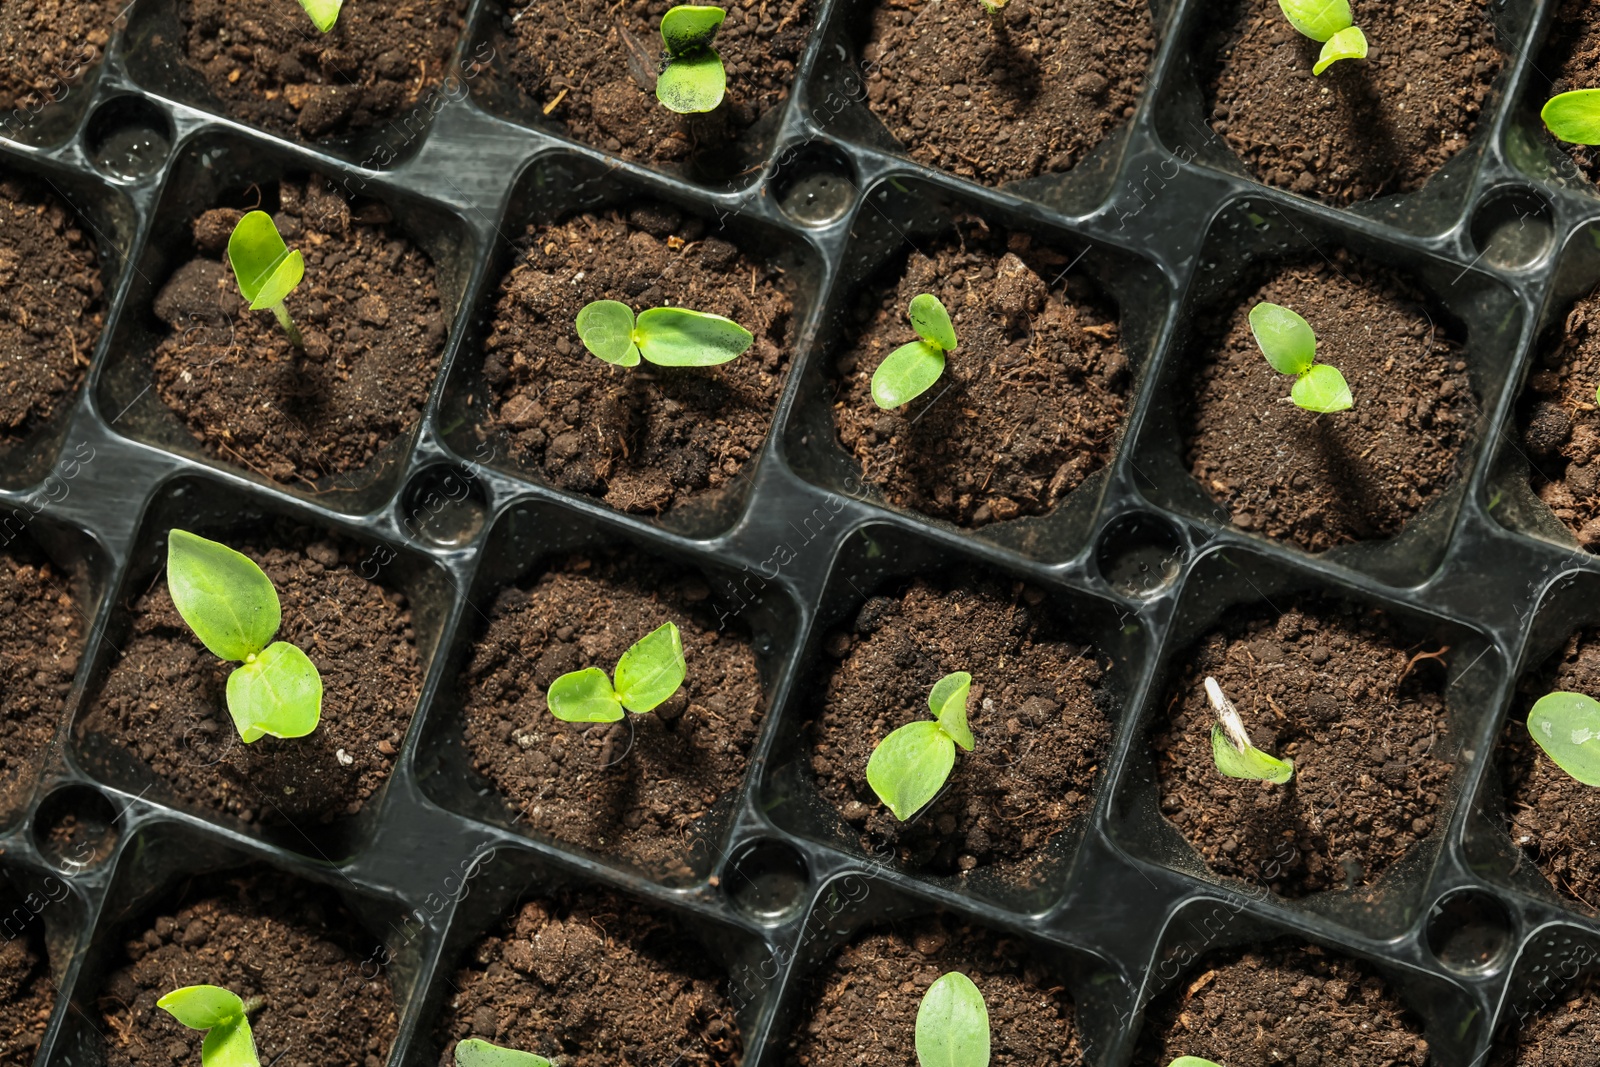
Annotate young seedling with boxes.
[977,0,1009,31]
[1278,0,1368,76]
[1205,677,1293,785]
[227,211,306,348]
[866,672,974,820]
[455,1038,552,1067]
[1168,1060,1225,1067]
[546,622,686,723]
[916,972,990,1067]
[1526,691,1600,786]
[296,0,342,32]
[1544,90,1600,145]
[157,985,262,1067]
[167,529,323,744]
[871,293,958,410]
[574,301,753,368]
[1248,301,1353,414]
[656,5,729,114]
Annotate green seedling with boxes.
[1278,0,1368,76]
[297,0,342,32]
[158,985,262,1067]
[1527,691,1600,786]
[574,300,753,368]
[1544,90,1600,145]
[167,529,323,744]
[916,972,990,1067]
[866,672,974,820]
[871,293,958,410]
[1169,1059,1225,1067]
[1205,676,1293,785]
[657,5,728,113]
[227,210,306,348]
[1248,301,1353,414]
[455,1038,552,1067]
[547,622,686,723]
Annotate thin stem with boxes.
[979,0,1008,34]
[240,996,263,1015]
[270,301,305,349]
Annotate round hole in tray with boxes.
[32,784,120,872]
[400,464,489,547]
[1469,186,1554,271]
[84,96,173,182]
[1095,512,1185,598]
[722,838,809,921]
[773,143,858,227]
[1425,888,1513,974]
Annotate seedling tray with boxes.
[8,0,1600,1063]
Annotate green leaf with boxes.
[915,972,990,1067]
[575,300,640,366]
[908,293,957,352]
[1290,364,1353,413]
[1168,1060,1225,1067]
[1543,89,1600,146]
[635,307,752,366]
[871,340,946,409]
[1313,25,1367,75]
[660,4,726,54]
[167,529,281,662]
[158,986,245,1030]
[613,621,687,713]
[1528,692,1600,787]
[455,1039,553,1067]
[226,641,322,743]
[547,667,624,723]
[227,211,305,312]
[656,49,727,114]
[1210,724,1294,785]
[1277,0,1352,41]
[297,0,343,32]
[867,720,956,821]
[929,671,973,752]
[201,1016,261,1067]
[1248,302,1316,376]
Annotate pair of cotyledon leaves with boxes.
[1277,0,1368,76]
[228,211,303,315]
[866,672,974,820]
[1248,302,1353,414]
[1205,677,1295,785]
[575,300,754,367]
[871,294,958,409]
[167,530,323,745]
[158,986,260,1067]
[297,0,342,32]
[546,621,687,723]
[657,5,730,114]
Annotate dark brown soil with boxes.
[0,903,55,1067]
[1137,943,1430,1067]
[480,204,795,515]
[177,0,465,141]
[787,918,1082,1067]
[458,553,764,881]
[1182,254,1472,552]
[502,0,810,169]
[0,176,104,441]
[833,219,1128,528]
[810,570,1111,876]
[434,891,740,1067]
[1201,0,1501,205]
[77,529,422,827]
[1491,971,1600,1066]
[0,546,84,823]
[97,876,397,1067]
[1154,601,1454,897]
[1502,625,1600,909]
[861,0,1153,185]
[1520,285,1600,547]
[0,0,118,123]
[149,176,445,489]
[1537,0,1600,187]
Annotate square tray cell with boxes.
[70,473,453,861]
[1503,0,1600,204]
[759,521,1148,915]
[91,130,477,515]
[1488,924,1600,1065]
[436,149,827,539]
[782,173,1171,564]
[0,856,93,1066]
[0,0,122,148]
[1127,194,1524,588]
[412,495,801,889]
[1107,542,1504,939]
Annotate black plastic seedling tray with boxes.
[12,0,1600,1063]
